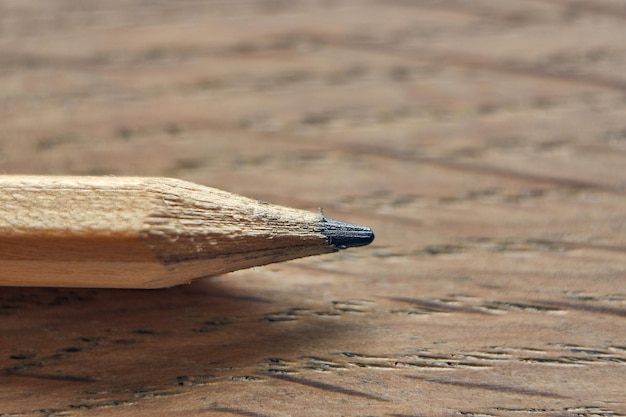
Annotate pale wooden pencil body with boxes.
[0,176,337,288]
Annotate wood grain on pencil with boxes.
[0,176,374,288]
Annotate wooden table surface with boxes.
[1,1,625,416]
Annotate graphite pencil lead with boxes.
[319,218,375,250]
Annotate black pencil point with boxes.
[319,218,375,250]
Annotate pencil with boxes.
[0,176,374,288]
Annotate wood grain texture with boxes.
[0,0,625,416]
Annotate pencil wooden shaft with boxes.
[0,176,337,288]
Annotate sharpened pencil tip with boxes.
[319,218,375,249]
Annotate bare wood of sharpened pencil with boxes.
[0,176,374,288]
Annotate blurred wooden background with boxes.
[1,1,625,416]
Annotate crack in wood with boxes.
[405,374,567,399]
[264,372,388,402]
